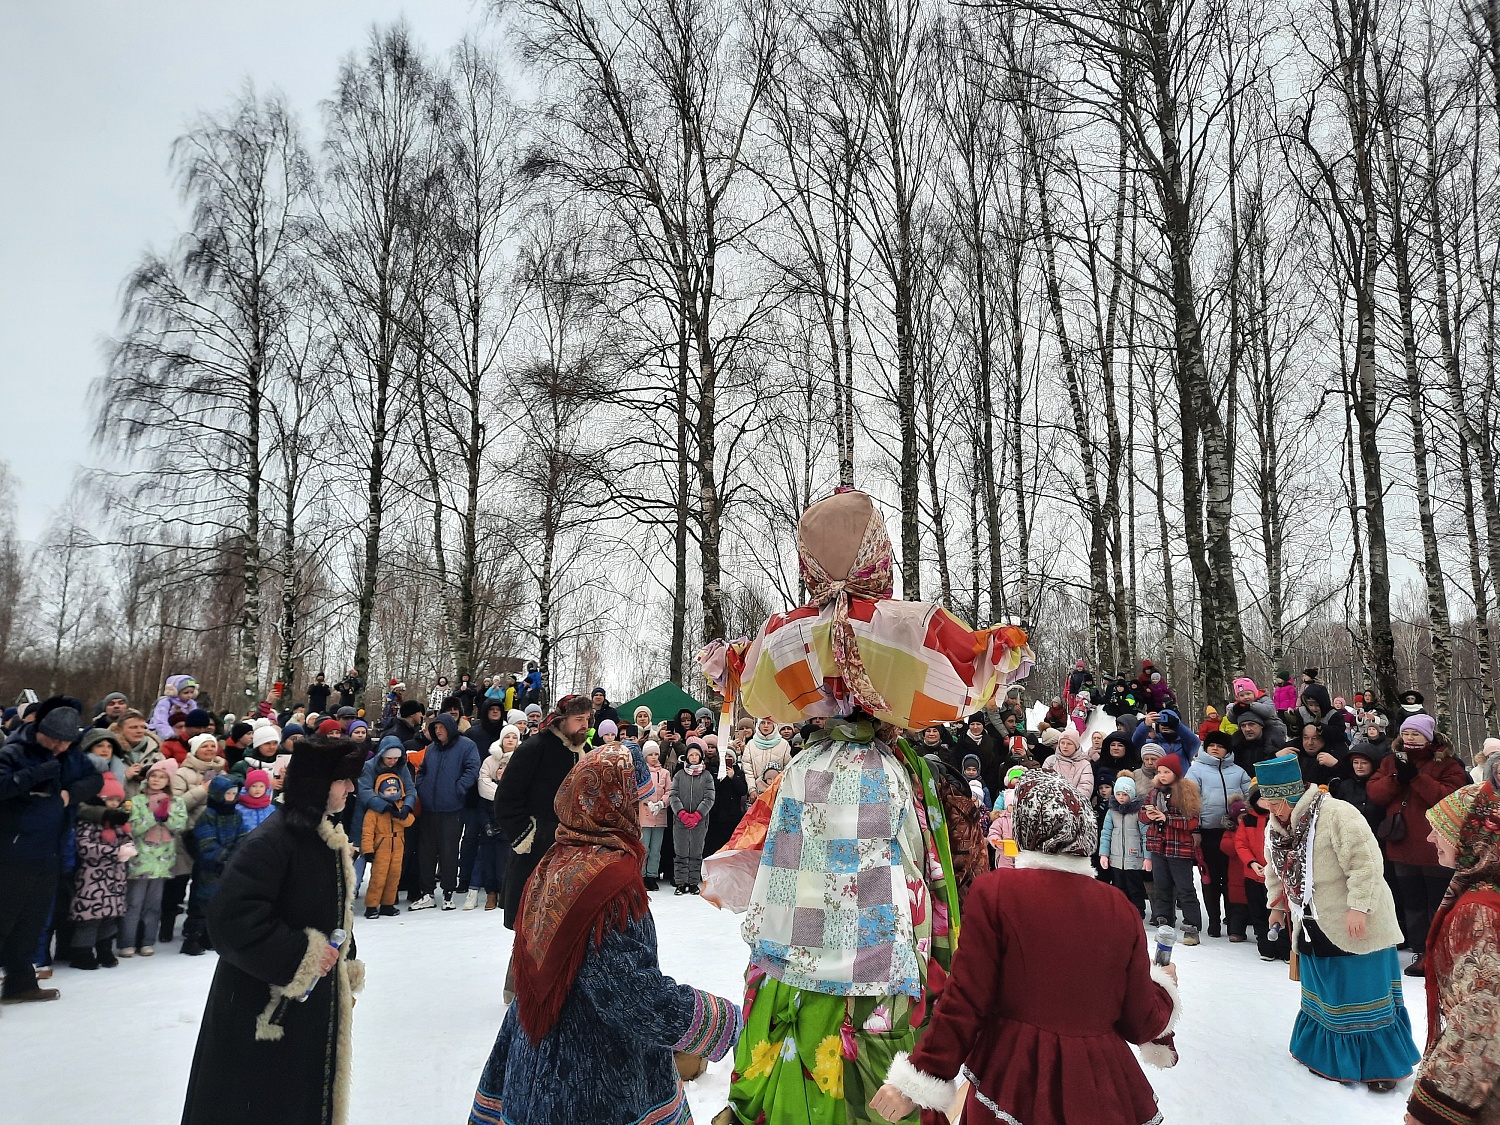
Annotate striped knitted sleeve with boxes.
[671,988,742,1061]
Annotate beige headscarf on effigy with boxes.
[795,489,894,715]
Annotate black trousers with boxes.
[1149,854,1203,930]
[1392,862,1452,955]
[1197,828,1230,929]
[1103,867,1147,917]
[159,873,189,940]
[1244,880,1290,960]
[0,861,58,997]
[418,811,463,897]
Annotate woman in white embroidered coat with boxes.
[871,770,1181,1125]
[1255,752,1418,1093]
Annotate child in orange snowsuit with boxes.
[361,772,416,917]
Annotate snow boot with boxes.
[0,988,61,1004]
[1180,928,1200,947]
[96,940,119,969]
[484,891,498,911]
[69,947,99,971]
[379,904,400,917]
[463,889,479,911]
[408,895,436,912]
[180,940,207,957]
[365,906,381,920]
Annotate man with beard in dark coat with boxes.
[1228,699,1285,775]
[182,737,366,1125]
[494,694,593,929]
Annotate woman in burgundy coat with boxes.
[870,770,1181,1125]
[1366,714,1470,976]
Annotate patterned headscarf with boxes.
[514,747,648,1043]
[1422,781,1500,1052]
[796,497,894,714]
[1012,769,1098,857]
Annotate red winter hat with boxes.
[316,718,343,737]
[99,773,126,801]
[1156,753,1185,780]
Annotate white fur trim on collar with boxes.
[885,1051,958,1112]
[1014,850,1095,876]
[1149,963,1183,1038]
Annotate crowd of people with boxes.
[2,650,1498,1125]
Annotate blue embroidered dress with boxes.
[471,914,740,1125]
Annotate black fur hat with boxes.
[280,737,365,813]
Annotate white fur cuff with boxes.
[346,957,366,994]
[885,1052,958,1112]
[1014,851,1096,876]
[1149,963,1183,1038]
[511,817,537,855]
[255,927,328,1042]
[1140,1038,1178,1069]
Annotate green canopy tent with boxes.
[617,681,708,725]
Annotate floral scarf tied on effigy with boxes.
[796,497,894,715]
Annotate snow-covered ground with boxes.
[7,886,1425,1124]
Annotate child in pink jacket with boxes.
[987,766,1026,867]
[637,742,672,889]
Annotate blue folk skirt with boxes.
[1289,945,1420,1083]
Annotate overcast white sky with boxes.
[0,0,484,539]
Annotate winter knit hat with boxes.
[147,757,178,781]
[1012,770,1098,857]
[961,753,981,772]
[1113,775,1137,800]
[315,718,343,738]
[99,773,126,802]
[1400,713,1437,742]
[1155,753,1185,780]
[1232,678,1259,697]
[252,719,281,749]
[525,704,543,716]
[1005,765,1027,787]
[1427,785,1480,848]
[37,705,82,743]
[643,739,660,758]
[346,719,368,736]
[507,709,527,725]
[184,708,213,728]
[240,768,273,809]
[597,719,618,737]
[1037,727,1062,748]
[188,733,220,757]
[1140,742,1165,763]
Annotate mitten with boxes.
[1140,1032,1179,1069]
[102,807,131,827]
[1394,756,1419,784]
[677,810,692,827]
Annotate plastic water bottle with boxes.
[1154,925,1177,967]
[298,928,347,1002]
[1266,921,1283,943]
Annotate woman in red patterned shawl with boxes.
[1407,781,1500,1125]
[469,744,741,1125]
